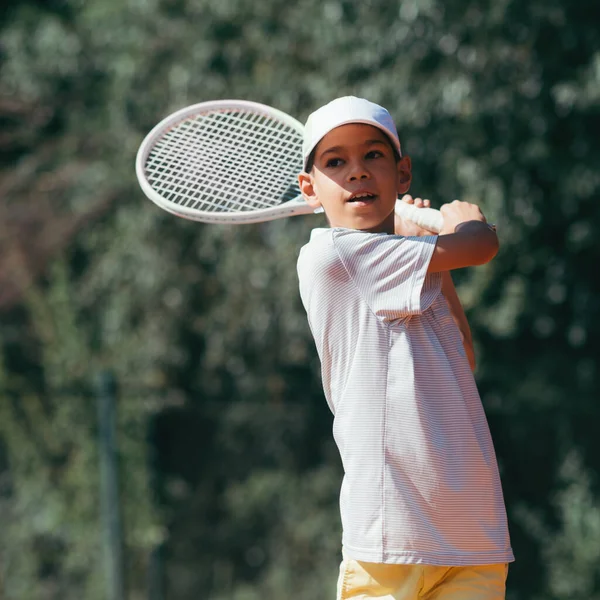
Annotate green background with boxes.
[1,0,599,598]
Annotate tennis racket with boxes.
[135,100,444,232]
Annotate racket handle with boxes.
[395,200,443,233]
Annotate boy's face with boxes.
[298,124,412,233]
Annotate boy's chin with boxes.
[355,208,396,234]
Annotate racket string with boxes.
[144,108,303,213]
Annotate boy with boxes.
[296,96,513,600]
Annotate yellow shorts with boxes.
[336,554,508,600]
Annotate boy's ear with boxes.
[396,155,412,195]
[298,172,321,209]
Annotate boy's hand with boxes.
[394,195,437,237]
[440,200,487,235]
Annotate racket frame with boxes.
[135,99,315,224]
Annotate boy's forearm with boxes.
[441,272,476,372]
[429,221,499,273]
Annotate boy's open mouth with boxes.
[348,192,377,203]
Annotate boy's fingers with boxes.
[402,195,432,209]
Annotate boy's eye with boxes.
[366,150,383,159]
[325,157,344,168]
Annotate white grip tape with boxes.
[394,201,443,233]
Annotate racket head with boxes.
[135,100,315,224]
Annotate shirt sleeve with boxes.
[332,229,442,322]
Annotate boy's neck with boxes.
[343,211,395,234]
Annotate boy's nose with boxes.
[348,162,370,181]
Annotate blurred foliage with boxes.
[0,0,599,598]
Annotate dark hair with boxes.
[304,134,401,173]
[305,149,317,173]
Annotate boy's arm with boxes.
[441,272,476,371]
[427,201,499,273]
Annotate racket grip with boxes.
[395,200,443,234]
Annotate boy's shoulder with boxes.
[298,227,438,294]
[298,227,364,267]
[297,228,337,274]
[297,228,367,304]
[297,227,399,287]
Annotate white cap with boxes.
[302,96,402,171]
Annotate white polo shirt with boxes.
[297,227,513,566]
